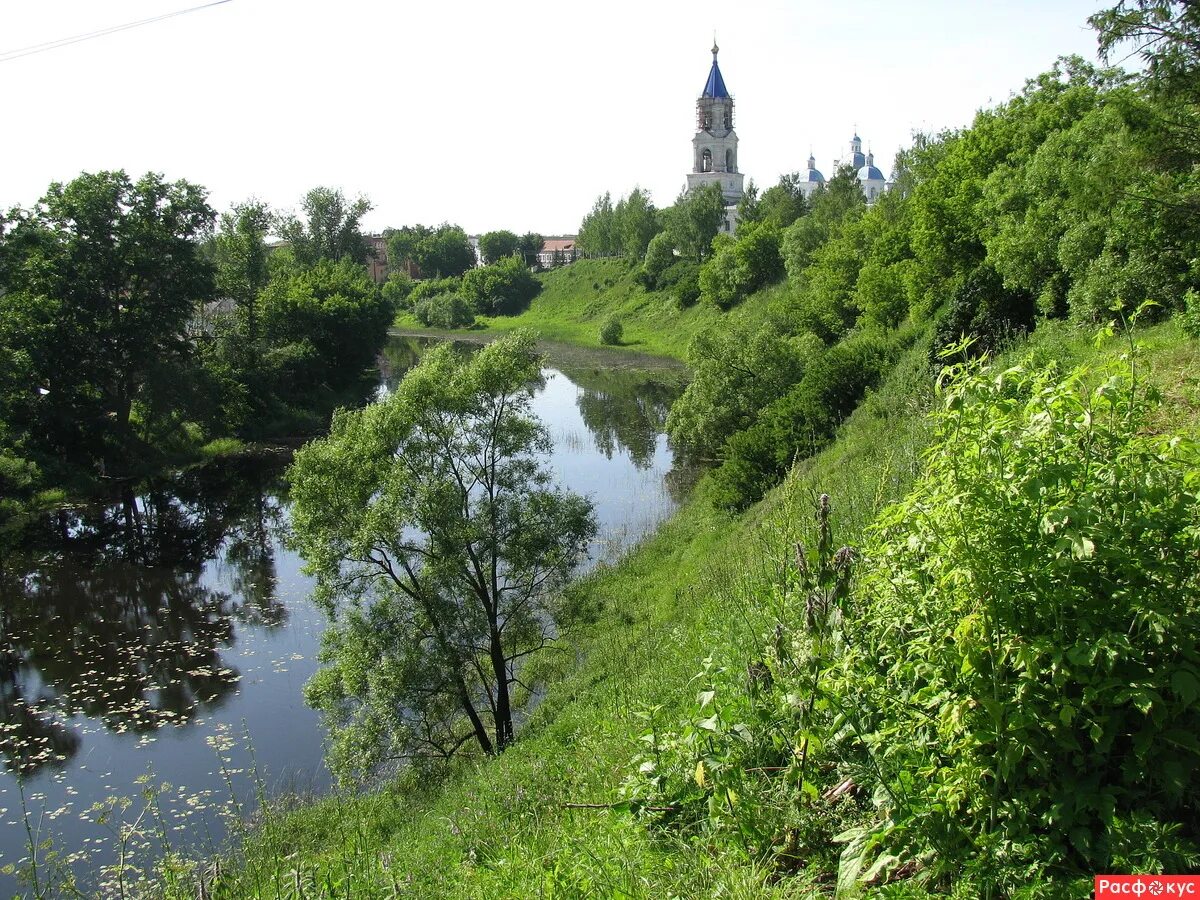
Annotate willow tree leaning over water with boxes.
[287,332,596,781]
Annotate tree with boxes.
[577,192,617,257]
[258,257,393,394]
[666,321,817,460]
[1091,0,1200,103]
[615,187,660,259]
[642,230,675,276]
[460,255,539,315]
[517,232,545,268]
[289,333,596,778]
[385,224,433,277]
[0,170,215,473]
[478,230,520,265]
[665,183,727,261]
[388,224,477,279]
[277,186,372,268]
[213,199,272,344]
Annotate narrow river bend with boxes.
[0,336,688,890]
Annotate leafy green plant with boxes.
[849,348,1200,891]
[1179,288,1200,338]
[413,293,475,329]
[623,496,865,873]
[599,315,623,346]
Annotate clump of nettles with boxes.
[621,495,860,874]
[599,315,623,346]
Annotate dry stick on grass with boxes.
[562,802,680,812]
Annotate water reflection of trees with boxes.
[567,368,683,469]
[376,337,426,396]
[0,459,289,774]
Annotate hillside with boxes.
[395,257,781,361]
[155,319,1200,898]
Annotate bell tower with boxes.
[686,42,744,207]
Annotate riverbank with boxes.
[0,338,690,897]
[144,318,1200,898]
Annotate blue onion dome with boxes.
[857,165,885,181]
[803,154,825,183]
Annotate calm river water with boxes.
[0,335,687,891]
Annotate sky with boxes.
[1,0,1108,237]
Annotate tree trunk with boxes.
[488,615,513,751]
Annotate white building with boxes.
[685,43,744,233]
[680,46,892,228]
[831,134,891,204]
[796,153,826,200]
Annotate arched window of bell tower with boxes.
[702,149,713,172]
[725,149,733,172]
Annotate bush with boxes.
[409,276,463,304]
[931,263,1037,362]
[1180,289,1200,338]
[258,258,394,391]
[699,223,784,310]
[599,316,623,346]
[641,231,676,285]
[413,293,474,329]
[666,322,814,461]
[381,271,414,310]
[460,255,539,315]
[673,266,701,308]
[710,330,896,509]
[850,358,1200,888]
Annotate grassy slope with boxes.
[184,321,1200,898]
[394,258,785,361]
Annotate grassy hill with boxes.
[394,257,782,361]
[154,318,1200,898]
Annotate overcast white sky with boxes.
[1,0,1106,236]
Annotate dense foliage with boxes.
[0,173,395,538]
[631,348,1200,893]
[0,171,216,483]
[385,223,477,279]
[577,187,662,259]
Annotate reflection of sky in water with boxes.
[0,358,682,888]
[536,370,675,566]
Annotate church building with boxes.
[683,44,891,232]
[685,43,744,233]
[795,135,891,204]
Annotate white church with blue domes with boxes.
[685,45,891,228]
[796,134,890,204]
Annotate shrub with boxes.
[599,316,623,346]
[413,293,474,329]
[849,357,1200,889]
[1180,289,1200,338]
[258,258,394,391]
[381,271,414,310]
[710,329,897,509]
[930,263,1037,362]
[667,322,815,461]
[460,255,539,315]
[641,231,676,284]
[699,223,785,310]
[409,276,463,304]
[673,266,701,308]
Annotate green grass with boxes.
[160,319,1200,898]
[394,258,784,362]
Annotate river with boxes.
[0,335,688,892]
